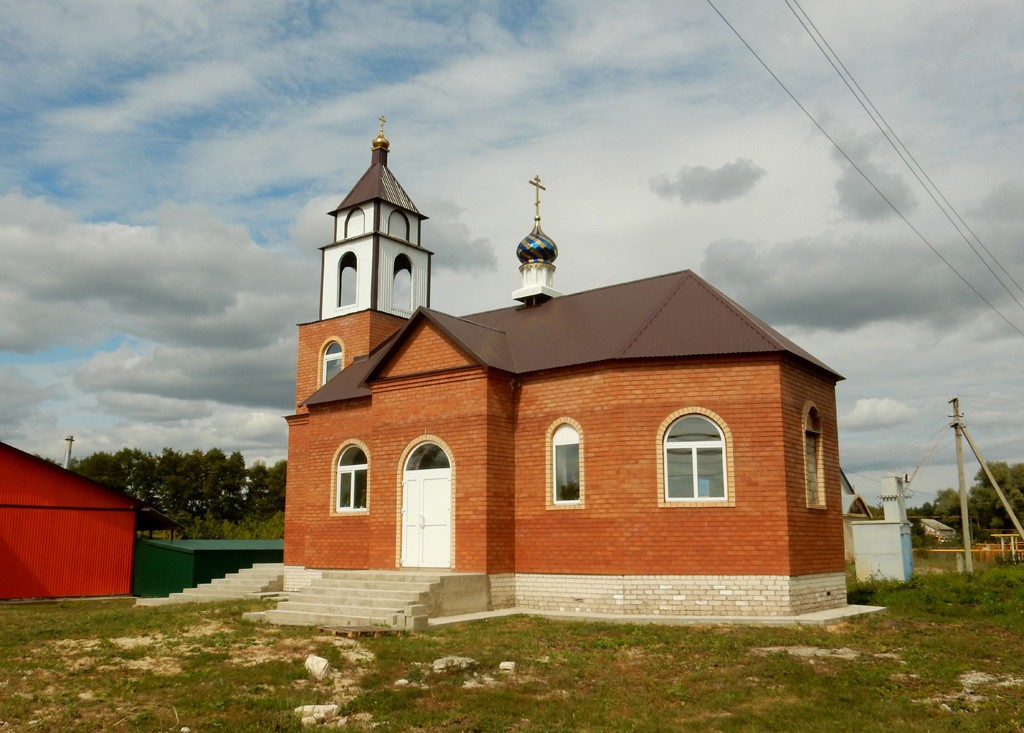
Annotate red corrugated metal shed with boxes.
[0,441,177,600]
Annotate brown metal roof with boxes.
[305,270,841,407]
[329,155,422,216]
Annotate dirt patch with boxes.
[751,646,905,663]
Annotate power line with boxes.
[704,0,1024,338]
[785,0,1024,312]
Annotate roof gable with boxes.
[377,318,479,379]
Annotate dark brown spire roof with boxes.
[329,155,422,216]
[304,270,841,407]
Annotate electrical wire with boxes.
[704,0,1024,338]
[785,0,1024,309]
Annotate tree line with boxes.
[912,461,1024,539]
[69,447,285,539]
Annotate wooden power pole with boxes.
[949,397,974,572]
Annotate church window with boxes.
[552,424,581,504]
[344,208,364,239]
[339,252,357,307]
[664,414,727,501]
[393,254,412,312]
[337,446,368,511]
[322,342,343,385]
[388,210,409,240]
[805,406,824,507]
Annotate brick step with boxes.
[279,592,419,609]
[262,609,401,627]
[275,600,404,618]
[297,587,425,603]
[198,578,282,591]
[306,579,436,593]
[322,570,443,584]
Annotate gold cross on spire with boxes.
[378,114,386,134]
[529,175,546,225]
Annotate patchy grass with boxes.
[2,567,1024,731]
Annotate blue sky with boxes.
[2,0,1023,505]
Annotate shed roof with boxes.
[305,270,841,407]
[138,539,284,554]
[0,441,181,531]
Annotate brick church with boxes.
[282,123,848,617]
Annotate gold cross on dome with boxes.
[378,114,386,134]
[529,175,546,224]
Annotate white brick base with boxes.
[283,564,324,591]
[283,566,846,617]
[503,572,846,617]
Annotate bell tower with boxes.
[320,116,431,320]
[294,120,432,407]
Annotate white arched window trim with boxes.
[322,341,343,385]
[804,404,825,508]
[663,413,728,502]
[552,424,581,504]
[337,444,368,512]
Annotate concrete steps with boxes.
[261,570,490,630]
[135,563,284,607]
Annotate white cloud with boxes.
[842,398,919,431]
[0,0,1022,506]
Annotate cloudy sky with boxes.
[2,0,1022,505]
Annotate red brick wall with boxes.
[778,359,845,574]
[510,356,841,577]
[285,324,845,578]
[378,321,473,378]
[294,311,405,409]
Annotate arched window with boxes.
[406,442,450,470]
[664,414,727,501]
[322,342,343,385]
[344,208,364,239]
[337,446,368,511]
[338,252,357,307]
[552,424,581,503]
[388,210,409,240]
[805,406,823,506]
[393,254,412,312]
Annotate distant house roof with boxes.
[919,517,956,535]
[0,441,181,532]
[306,270,842,407]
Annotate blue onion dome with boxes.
[516,224,558,264]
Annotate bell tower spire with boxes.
[512,174,561,306]
[319,118,431,320]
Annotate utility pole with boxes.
[949,397,974,572]
[63,435,75,469]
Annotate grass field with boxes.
[2,566,1023,732]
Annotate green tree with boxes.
[969,462,1024,531]
[933,488,962,518]
[69,446,286,538]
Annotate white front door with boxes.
[402,468,452,567]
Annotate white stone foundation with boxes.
[283,564,324,592]
[283,566,847,617]
[505,572,846,617]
